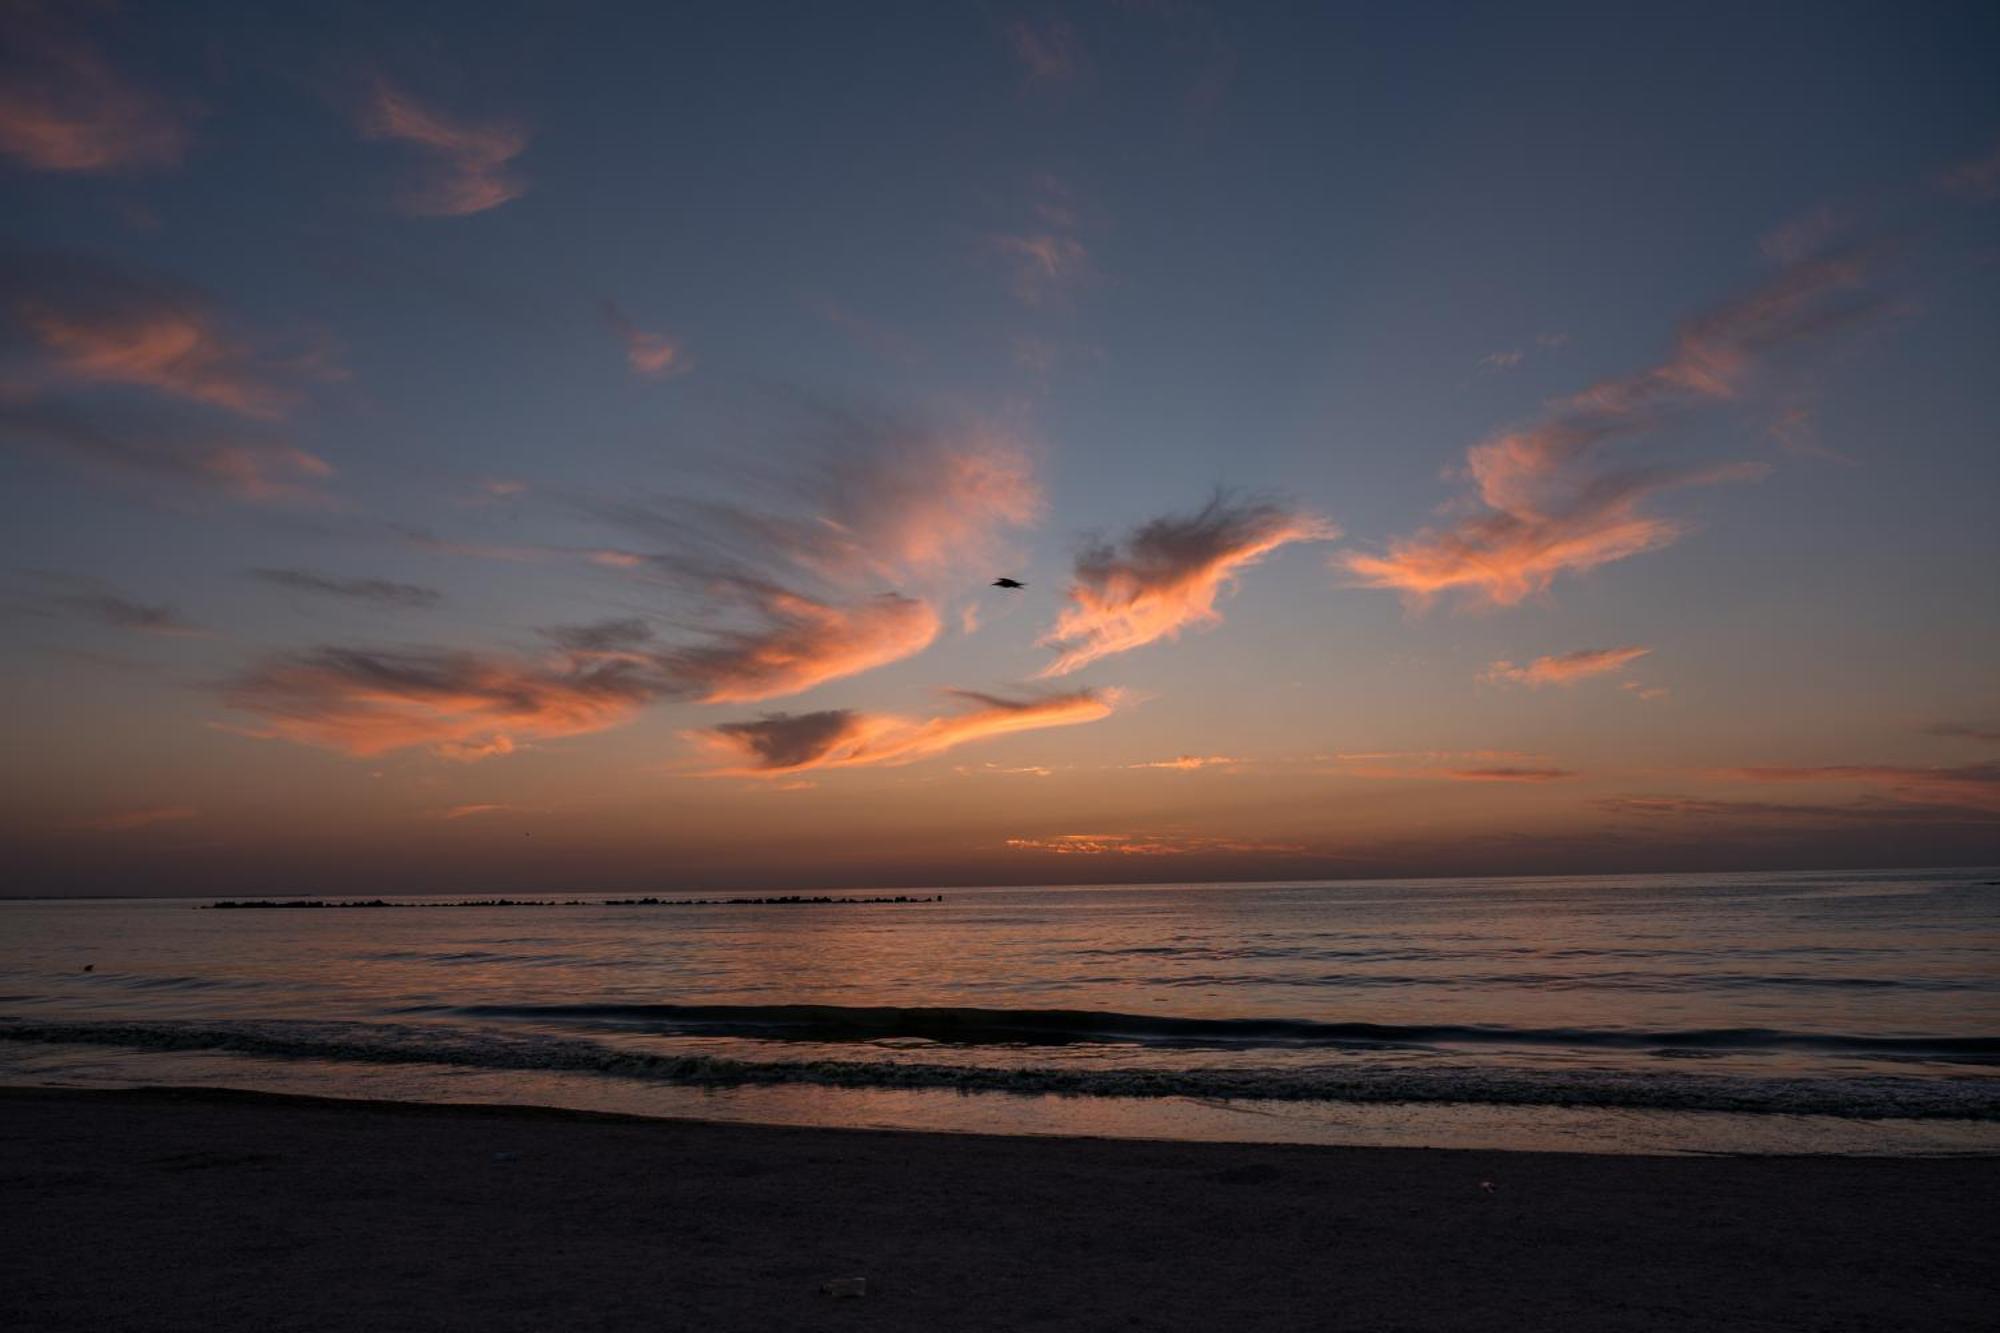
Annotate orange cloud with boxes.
[406,417,1040,707]
[358,79,526,216]
[603,301,685,378]
[224,590,955,760]
[1003,832,1306,856]
[1127,755,1241,771]
[1340,248,1880,608]
[1343,460,1766,610]
[791,429,1043,585]
[1719,762,2000,812]
[1040,495,1336,676]
[591,419,1041,590]
[661,591,941,704]
[224,646,664,760]
[1,250,342,426]
[0,8,192,172]
[1483,645,1651,688]
[18,302,293,416]
[697,688,1117,776]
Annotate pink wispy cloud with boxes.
[573,417,1040,699]
[1005,18,1086,88]
[0,7,193,173]
[696,689,1117,776]
[990,233,1090,306]
[1,252,337,420]
[357,78,527,217]
[594,420,1042,590]
[223,646,665,760]
[1040,494,1336,676]
[1483,645,1651,688]
[660,591,942,705]
[1,403,336,506]
[364,416,1044,734]
[602,301,686,378]
[1340,247,1883,609]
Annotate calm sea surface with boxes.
[4,868,1997,1155]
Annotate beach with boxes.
[3,1087,1994,1332]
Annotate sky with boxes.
[2,0,1997,896]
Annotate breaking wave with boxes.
[3,1017,1996,1120]
[440,1001,2000,1060]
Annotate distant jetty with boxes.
[202,894,945,911]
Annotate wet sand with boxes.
[2,1086,1994,1332]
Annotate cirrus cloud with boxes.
[1,250,336,419]
[1040,494,1336,676]
[222,646,666,760]
[696,688,1118,776]
[602,300,685,378]
[252,568,440,609]
[1483,645,1651,688]
[1340,247,1883,609]
[0,5,193,173]
[357,78,527,217]
[1,402,335,505]
[659,590,942,705]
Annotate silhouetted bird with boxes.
[991,577,1025,589]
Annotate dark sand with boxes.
[3,1088,1994,1332]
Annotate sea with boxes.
[3,867,1997,1156]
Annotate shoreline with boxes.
[5,1086,1996,1331]
[6,1081,1999,1158]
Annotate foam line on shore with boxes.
[4,1017,1997,1120]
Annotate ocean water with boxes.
[3,868,1997,1155]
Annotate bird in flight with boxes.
[991,577,1025,589]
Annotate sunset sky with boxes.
[3,0,1997,895]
